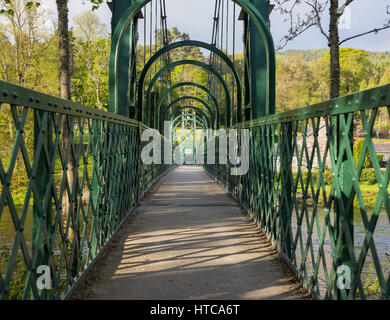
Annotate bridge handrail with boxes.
[206,83,390,300]
[0,80,172,300]
[238,83,390,128]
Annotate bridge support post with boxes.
[90,120,103,260]
[245,0,275,120]
[193,113,196,165]
[32,110,52,299]
[335,115,354,299]
[109,1,140,118]
[280,122,293,259]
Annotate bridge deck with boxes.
[73,166,302,300]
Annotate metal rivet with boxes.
[28,96,34,102]
[12,92,18,99]
[2,90,8,97]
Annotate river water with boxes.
[0,205,389,298]
[291,206,390,298]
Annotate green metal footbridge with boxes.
[0,0,389,300]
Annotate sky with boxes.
[39,0,390,53]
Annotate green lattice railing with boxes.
[206,84,390,300]
[0,80,172,300]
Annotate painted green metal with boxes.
[0,80,173,300]
[137,40,241,125]
[167,106,211,130]
[205,83,390,300]
[109,0,275,125]
[109,0,141,117]
[144,60,231,128]
[171,115,207,166]
[161,96,215,129]
[155,82,221,130]
[171,114,207,131]
[247,0,274,119]
[2,0,387,302]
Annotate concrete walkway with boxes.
[74,166,302,300]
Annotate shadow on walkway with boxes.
[71,166,303,300]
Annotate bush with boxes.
[353,139,370,168]
[377,153,383,165]
[324,169,333,185]
[359,168,377,185]
[353,139,383,168]
[293,170,322,186]
[0,246,28,300]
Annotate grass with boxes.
[9,160,94,207]
[372,139,390,143]
[296,183,390,210]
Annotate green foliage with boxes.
[362,260,388,299]
[323,169,333,185]
[359,169,377,185]
[353,139,383,169]
[293,170,321,186]
[0,247,28,300]
[354,138,371,168]
[298,168,379,186]
[275,48,390,113]
[89,0,104,10]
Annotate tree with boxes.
[274,0,390,98]
[54,0,82,277]
[0,0,55,87]
[72,11,110,109]
[0,0,56,205]
[0,0,106,277]
[54,0,107,276]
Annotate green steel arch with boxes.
[171,114,208,145]
[156,82,221,130]
[162,96,215,129]
[167,106,211,130]
[172,114,207,164]
[172,114,207,131]
[171,114,207,156]
[109,0,275,124]
[145,60,230,128]
[138,40,241,125]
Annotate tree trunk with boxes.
[329,0,340,99]
[56,0,79,277]
[57,0,71,100]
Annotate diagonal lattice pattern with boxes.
[0,81,172,300]
[205,84,390,300]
